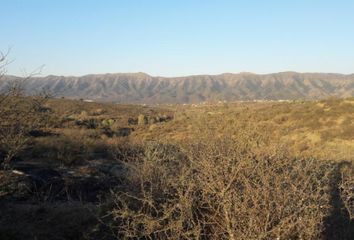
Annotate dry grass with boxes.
[1,95,353,239]
[99,124,353,239]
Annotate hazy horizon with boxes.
[5,70,354,79]
[2,0,354,76]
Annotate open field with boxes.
[1,96,354,239]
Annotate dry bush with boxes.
[50,136,88,166]
[0,95,51,165]
[340,165,354,221]
[101,124,340,239]
[184,136,333,240]
[102,142,200,239]
[30,129,111,166]
[0,52,51,168]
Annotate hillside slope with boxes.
[1,72,353,103]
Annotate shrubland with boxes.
[0,90,353,239]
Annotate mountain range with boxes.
[1,72,353,103]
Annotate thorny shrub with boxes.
[99,126,352,239]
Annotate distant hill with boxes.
[1,72,353,103]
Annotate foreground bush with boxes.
[100,130,353,239]
[0,94,51,168]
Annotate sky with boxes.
[1,0,354,77]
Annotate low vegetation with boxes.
[0,67,353,239]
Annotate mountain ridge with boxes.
[6,70,353,79]
[1,72,353,103]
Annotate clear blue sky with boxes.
[2,0,354,77]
